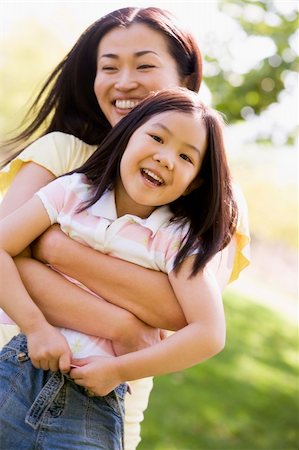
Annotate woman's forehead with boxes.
[98,23,171,56]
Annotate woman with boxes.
[0,7,250,449]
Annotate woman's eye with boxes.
[150,134,163,143]
[138,64,155,70]
[180,154,192,163]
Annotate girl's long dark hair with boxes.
[1,7,202,167]
[68,88,237,277]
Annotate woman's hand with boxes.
[70,356,122,397]
[112,316,167,356]
[26,323,72,373]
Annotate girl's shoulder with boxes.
[54,172,91,193]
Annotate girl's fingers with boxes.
[49,359,59,372]
[59,353,71,373]
[40,360,50,371]
[71,376,85,386]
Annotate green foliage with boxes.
[139,292,298,449]
[204,0,298,129]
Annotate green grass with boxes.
[138,292,298,450]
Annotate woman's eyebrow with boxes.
[99,50,159,59]
[153,123,201,154]
[135,50,159,57]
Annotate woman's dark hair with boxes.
[2,7,202,166]
[70,88,237,277]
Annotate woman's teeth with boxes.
[115,100,140,110]
[142,169,164,185]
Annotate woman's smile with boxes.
[94,23,182,126]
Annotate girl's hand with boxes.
[26,323,72,373]
[70,356,122,397]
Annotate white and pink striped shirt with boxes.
[1,173,190,358]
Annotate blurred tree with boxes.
[203,0,298,143]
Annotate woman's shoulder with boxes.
[0,132,97,197]
[230,181,251,282]
[19,132,97,176]
[232,182,248,211]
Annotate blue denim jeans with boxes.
[0,334,127,449]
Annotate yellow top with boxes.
[1,131,250,281]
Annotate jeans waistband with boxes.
[5,333,127,429]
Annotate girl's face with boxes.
[116,111,207,218]
[94,23,184,126]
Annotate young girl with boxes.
[0,88,236,448]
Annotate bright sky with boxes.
[1,1,220,44]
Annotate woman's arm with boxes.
[70,255,226,396]
[33,227,237,329]
[15,256,165,355]
[32,226,187,330]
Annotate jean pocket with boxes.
[102,387,126,418]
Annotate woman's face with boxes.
[94,23,185,126]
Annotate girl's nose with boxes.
[153,152,174,171]
[114,70,138,91]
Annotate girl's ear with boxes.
[183,177,203,196]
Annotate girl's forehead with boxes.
[145,111,199,127]
[140,111,207,153]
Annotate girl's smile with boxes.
[116,111,207,218]
[141,168,165,187]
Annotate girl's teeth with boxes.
[143,169,164,185]
[115,100,140,110]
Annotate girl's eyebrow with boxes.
[99,50,159,59]
[153,123,201,154]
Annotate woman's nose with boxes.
[114,69,138,91]
[153,151,174,170]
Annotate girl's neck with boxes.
[115,182,157,219]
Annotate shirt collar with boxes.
[88,189,117,220]
[88,189,174,235]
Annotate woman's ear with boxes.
[183,177,203,196]
[181,73,196,90]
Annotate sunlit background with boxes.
[0,1,298,449]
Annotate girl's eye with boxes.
[150,134,163,144]
[180,154,193,163]
[102,66,117,71]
